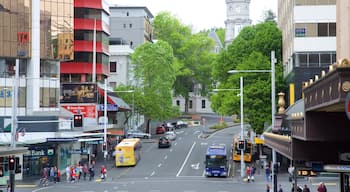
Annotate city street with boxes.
[12,115,338,192]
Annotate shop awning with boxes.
[97,86,131,111]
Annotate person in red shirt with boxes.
[101,165,107,180]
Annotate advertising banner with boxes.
[61,83,97,103]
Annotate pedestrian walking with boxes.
[302,184,310,192]
[83,164,88,180]
[100,165,107,180]
[65,165,70,182]
[266,184,271,192]
[246,166,251,182]
[317,182,327,192]
[278,184,283,192]
[89,166,95,181]
[251,165,256,182]
[265,166,271,182]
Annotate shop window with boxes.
[189,100,193,109]
[202,100,206,109]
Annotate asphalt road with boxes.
[14,115,339,192]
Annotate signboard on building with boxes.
[60,83,97,103]
[61,104,97,118]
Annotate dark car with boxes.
[156,126,166,134]
[158,137,171,148]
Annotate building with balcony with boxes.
[278,0,336,105]
[60,0,110,83]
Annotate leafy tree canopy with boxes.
[211,21,285,134]
[131,40,178,121]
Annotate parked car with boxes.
[156,126,166,134]
[165,131,177,141]
[127,130,151,139]
[176,120,188,128]
[165,122,176,131]
[158,137,171,148]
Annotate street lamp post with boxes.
[228,51,277,191]
[213,76,244,179]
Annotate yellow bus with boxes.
[232,138,252,163]
[115,138,142,167]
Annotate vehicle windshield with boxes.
[205,155,227,168]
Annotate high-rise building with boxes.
[0,0,76,180]
[60,0,110,83]
[109,6,154,49]
[225,0,252,46]
[278,0,336,105]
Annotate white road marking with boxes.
[176,141,196,177]
[150,171,155,176]
[170,149,173,152]
[164,155,168,159]
[191,162,200,170]
[200,142,208,145]
[158,163,162,167]
[174,142,177,146]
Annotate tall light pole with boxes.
[213,76,245,178]
[228,51,277,191]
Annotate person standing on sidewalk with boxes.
[100,165,107,180]
[83,164,88,180]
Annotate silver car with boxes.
[165,131,176,140]
[127,130,151,139]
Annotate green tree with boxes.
[211,22,285,134]
[131,40,178,132]
[153,12,216,112]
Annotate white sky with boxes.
[108,0,277,32]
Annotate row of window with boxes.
[295,0,336,5]
[294,52,336,67]
[295,23,336,37]
[176,100,207,109]
[0,86,59,108]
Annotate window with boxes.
[201,100,206,109]
[176,100,180,106]
[320,54,331,67]
[329,23,336,36]
[126,12,129,16]
[298,54,308,67]
[309,54,319,67]
[295,28,306,37]
[318,23,328,36]
[123,24,126,28]
[189,100,193,109]
[129,24,132,28]
[110,61,117,73]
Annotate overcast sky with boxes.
[108,0,277,32]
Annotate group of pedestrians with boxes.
[65,163,95,183]
[245,165,256,182]
[39,165,61,187]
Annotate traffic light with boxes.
[8,156,15,171]
[237,140,245,150]
[73,114,83,127]
[102,142,107,151]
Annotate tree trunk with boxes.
[145,118,151,133]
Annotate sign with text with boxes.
[61,83,97,103]
[98,104,118,111]
[62,104,97,118]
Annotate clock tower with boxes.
[225,0,252,46]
